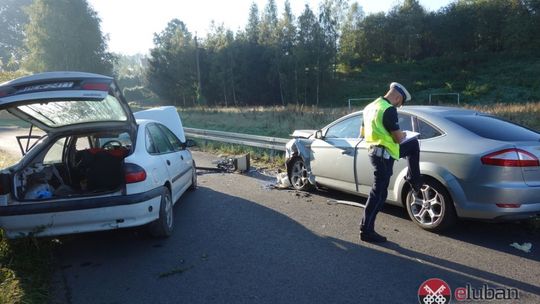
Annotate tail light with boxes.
[481,148,540,167]
[81,82,109,91]
[124,163,147,183]
[496,204,521,208]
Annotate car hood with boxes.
[291,129,316,139]
[0,72,136,134]
[134,106,186,142]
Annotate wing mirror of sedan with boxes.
[314,130,324,139]
[185,139,196,148]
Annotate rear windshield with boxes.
[447,115,540,141]
[16,95,127,128]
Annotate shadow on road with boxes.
[51,186,538,304]
[266,180,540,263]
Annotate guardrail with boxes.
[184,127,289,151]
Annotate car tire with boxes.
[189,160,197,191]
[405,179,457,232]
[149,188,174,238]
[288,157,312,191]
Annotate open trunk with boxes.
[14,130,132,200]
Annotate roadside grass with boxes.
[0,232,56,304]
[178,105,348,138]
[178,102,540,138]
[465,102,540,131]
[1,151,56,304]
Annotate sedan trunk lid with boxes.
[0,72,136,135]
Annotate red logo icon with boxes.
[418,278,452,304]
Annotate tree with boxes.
[338,2,364,72]
[0,0,32,70]
[296,4,321,105]
[387,0,427,61]
[246,2,260,44]
[23,0,114,74]
[146,19,197,106]
[277,0,297,104]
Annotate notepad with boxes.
[401,130,420,144]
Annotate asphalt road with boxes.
[39,151,539,303]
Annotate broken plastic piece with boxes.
[509,242,532,253]
[275,172,291,189]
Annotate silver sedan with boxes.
[285,106,540,231]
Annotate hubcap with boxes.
[408,184,444,226]
[164,194,173,228]
[291,160,308,189]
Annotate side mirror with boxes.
[185,139,196,148]
[315,130,323,139]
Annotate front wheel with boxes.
[405,179,456,232]
[149,188,174,238]
[189,160,197,190]
[288,158,312,191]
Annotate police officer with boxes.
[360,82,423,243]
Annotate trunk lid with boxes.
[0,72,136,135]
[515,142,540,187]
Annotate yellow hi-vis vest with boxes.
[364,97,400,160]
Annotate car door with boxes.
[146,123,187,203]
[356,112,415,194]
[157,124,192,200]
[310,114,363,192]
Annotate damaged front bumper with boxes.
[285,138,316,186]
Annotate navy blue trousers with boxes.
[361,139,421,233]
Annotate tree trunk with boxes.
[223,78,228,107]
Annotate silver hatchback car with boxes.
[285,106,540,231]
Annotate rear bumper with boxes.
[451,182,540,220]
[0,187,163,238]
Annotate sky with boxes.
[87,0,453,55]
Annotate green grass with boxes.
[1,151,55,304]
[0,232,57,304]
[178,105,348,138]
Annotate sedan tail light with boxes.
[481,148,540,167]
[124,163,147,184]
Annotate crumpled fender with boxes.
[285,139,316,186]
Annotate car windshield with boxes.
[447,114,540,141]
[16,95,127,128]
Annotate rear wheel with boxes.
[288,158,312,191]
[149,188,174,238]
[405,179,456,232]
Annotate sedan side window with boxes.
[145,128,157,154]
[325,115,362,139]
[147,124,174,154]
[157,124,183,151]
[398,113,413,131]
[44,137,66,164]
[417,118,443,139]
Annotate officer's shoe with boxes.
[360,231,387,243]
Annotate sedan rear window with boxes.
[447,115,540,141]
[16,95,127,128]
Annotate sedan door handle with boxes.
[341,149,354,155]
[166,160,171,166]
